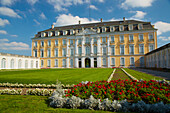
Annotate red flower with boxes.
[85,91,87,93]
[104,92,106,94]
[119,92,122,95]
[72,91,74,93]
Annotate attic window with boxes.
[138,24,143,30]
[129,24,133,30]
[51,31,55,36]
[119,25,124,31]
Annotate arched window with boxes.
[10,59,14,69]
[1,58,6,69]
[31,60,33,68]
[18,59,22,68]
[25,60,28,68]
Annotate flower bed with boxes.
[65,79,170,104]
[26,88,54,96]
[0,89,22,95]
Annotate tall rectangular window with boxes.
[48,40,51,46]
[129,24,133,30]
[62,48,66,57]
[70,49,74,56]
[139,44,144,54]
[47,49,51,57]
[93,38,97,44]
[40,49,44,57]
[41,41,44,47]
[62,59,66,67]
[47,60,51,67]
[34,41,37,47]
[111,46,115,55]
[94,46,97,55]
[70,59,73,67]
[86,37,90,44]
[119,25,124,31]
[149,34,153,40]
[70,39,73,45]
[149,44,154,52]
[129,44,134,54]
[55,48,58,57]
[55,59,58,67]
[129,35,133,41]
[111,36,114,42]
[78,39,81,45]
[78,47,82,55]
[34,50,37,57]
[103,58,106,65]
[63,39,66,45]
[120,35,124,42]
[139,34,144,41]
[111,58,115,66]
[130,57,135,65]
[86,47,90,55]
[41,60,43,67]
[103,47,107,55]
[120,45,124,55]
[102,37,106,43]
[120,58,125,66]
[55,40,58,46]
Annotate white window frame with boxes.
[70,59,73,67]
[102,27,106,32]
[55,48,58,57]
[138,24,143,30]
[130,57,135,66]
[63,39,66,45]
[47,60,51,67]
[119,25,124,31]
[34,49,37,57]
[40,49,44,57]
[62,59,66,67]
[139,34,144,41]
[129,44,134,54]
[129,24,133,30]
[78,47,82,55]
[103,58,106,66]
[111,36,114,42]
[110,26,115,32]
[62,48,66,57]
[111,46,115,55]
[70,48,74,56]
[102,37,106,43]
[41,41,44,47]
[149,44,154,52]
[129,35,134,41]
[139,44,144,54]
[34,41,37,47]
[47,49,51,57]
[41,60,44,68]
[94,46,97,55]
[111,58,115,66]
[70,39,73,45]
[120,35,124,42]
[86,46,90,55]
[149,33,154,40]
[55,40,58,46]
[55,59,58,67]
[48,40,51,46]
[120,45,124,55]
[120,57,125,66]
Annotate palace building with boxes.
[32,18,157,68]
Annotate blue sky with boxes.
[0,0,170,56]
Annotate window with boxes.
[70,49,74,56]
[70,30,74,35]
[70,39,73,45]
[18,59,22,68]
[62,59,66,67]
[86,37,90,44]
[1,58,6,69]
[55,40,58,46]
[111,58,115,66]
[119,25,124,31]
[102,27,106,32]
[139,44,144,54]
[41,60,43,67]
[120,58,125,66]
[34,49,37,57]
[51,31,55,36]
[63,30,66,35]
[78,39,82,45]
[25,60,28,68]
[63,39,66,45]
[40,49,44,57]
[139,34,144,41]
[47,60,51,67]
[48,40,51,46]
[103,58,106,66]
[149,44,154,52]
[31,60,33,68]
[111,46,115,55]
[129,44,134,54]
[93,38,97,44]
[47,49,51,57]
[110,26,114,31]
[138,24,143,30]
[103,47,107,55]
[94,46,97,55]
[62,48,66,57]
[55,48,58,57]
[41,41,44,47]
[130,57,135,66]
[120,35,124,42]
[102,37,106,43]
[149,34,153,40]
[70,59,73,67]
[129,24,133,30]
[120,45,124,55]
[129,35,133,42]
[10,59,14,69]
[111,36,114,42]
[78,47,82,55]
[86,46,90,55]
[55,59,58,67]
[34,41,37,47]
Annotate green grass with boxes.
[123,68,163,81]
[0,95,113,113]
[112,68,131,80]
[0,68,113,85]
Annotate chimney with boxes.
[100,18,103,22]
[123,17,125,22]
[51,24,54,29]
[79,20,81,24]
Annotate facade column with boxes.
[107,36,110,55]
[66,39,69,57]
[82,37,85,56]
[75,58,78,68]
[81,57,85,68]
[108,57,110,68]
[67,58,69,68]
[97,57,101,67]
[97,37,101,56]
[91,38,94,56]
[90,57,94,68]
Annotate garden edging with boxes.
[107,69,116,82]
[121,68,138,81]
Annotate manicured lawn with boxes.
[112,68,131,80]
[123,68,163,81]
[0,95,113,113]
[0,68,113,85]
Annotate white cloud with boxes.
[0,38,30,50]
[154,21,170,35]
[33,19,40,25]
[121,0,155,9]
[98,0,104,2]
[130,11,147,19]
[0,30,7,34]
[53,13,99,26]
[89,5,98,10]
[10,34,18,37]
[0,18,10,26]
[0,7,21,18]
[40,12,46,19]
[0,0,17,6]
[159,36,170,41]
[27,0,38,5]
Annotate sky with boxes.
[0,0,170,56]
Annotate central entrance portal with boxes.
[85,58,91,68]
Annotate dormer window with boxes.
[110,26,115,32]
[59,31,63,35]
[51,31,55,36]
[138,24,143,30]
[63,30,67,35]
[55,31,58,36]
[129,24,133,30]
[119,25,124,31]
[44,32,48,37]
[67,30,70,35]
[70,30,74,35]
[102,27,106,32]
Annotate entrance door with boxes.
[85,58,91,68]
[94,58,97,67]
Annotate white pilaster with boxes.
[97,57,101,67]
[107,36,110,55]
[67,58,69,68]
[108,57,111,67]
[75,58,78,68]
[66,39,69,57]
[82,57,85,68]
[90,57,94,68]
[91,38,94,56]
[97,37,101,56]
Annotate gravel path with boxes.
[131,68,170,81]
[112,68,131,80]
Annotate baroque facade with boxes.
[32,18,157,68]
